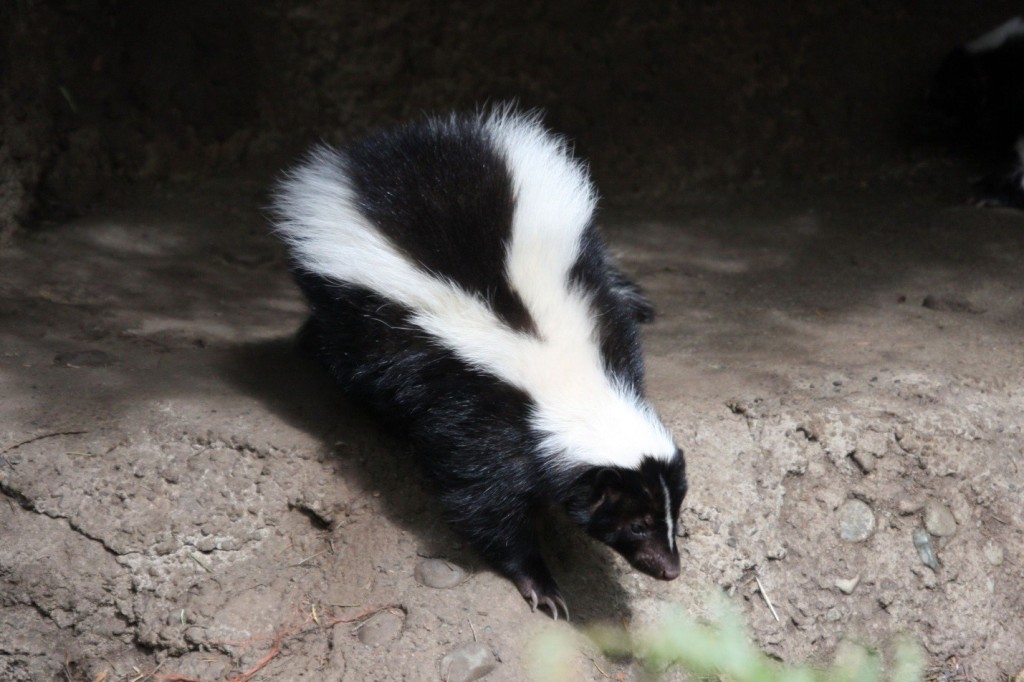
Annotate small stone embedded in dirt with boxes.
[414,558,467,589]
[913,528,939,570]
[356,609,404,646]
[837,499,875,542]
[440,641,497,682]
[896,498,923,515]
[194,536,217,552]
[835,575,861,594]
[54,349,115,367]
[923,500,957,537]
[877,587,896,609]
[983,541,1005,566]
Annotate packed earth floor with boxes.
[1,176,1022,681]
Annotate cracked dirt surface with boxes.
[1,178,1022,681]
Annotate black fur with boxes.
[570,224,654,392]
[278,112,685,618]
[923,23,1024,208]
[340,116,536,334]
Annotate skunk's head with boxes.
[568,450,687,580]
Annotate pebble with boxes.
[440,641,496,682]
[983,541,1004,566]
[876,582,896,609]
[414,559,467,589]
[837,499,875,542]
[923,501,957,537]
[54,350,115,368]
[913,528,939,570]
[896,498,923,515]
[356,610,404,646]
[835,575,861,594]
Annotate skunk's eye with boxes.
[628,521,649,538]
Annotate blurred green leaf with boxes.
[528,590,924,682]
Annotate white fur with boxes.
[274,111,676,469]
[660,475,675,552]
[966,16,1024,53]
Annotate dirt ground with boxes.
[1,173,1022,681]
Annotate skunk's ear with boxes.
[590,467,624,507]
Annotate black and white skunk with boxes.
[924,17,1024,207]
[272,108,686,619]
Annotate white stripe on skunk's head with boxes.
[273,107,677,471]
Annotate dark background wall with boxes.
[1,0,1019,240]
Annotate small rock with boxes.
[835,575,861,594]
[983,541,1004,566]
[913,528,938,570]
[837,499,875,542]
[414,559,467,589]
[825,607,843,622]
[194,536,217,552]
[923,501,957,537]
[440,641,496,682]
[849,451,875,474]
[356,610,404,646]
[896,498,923,515]
[54,350,115,368]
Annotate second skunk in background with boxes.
[273,108,686,619]
[924,16,1024,208]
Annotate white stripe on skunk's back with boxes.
[274,110,676,469]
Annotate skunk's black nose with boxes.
[661,563,680,580]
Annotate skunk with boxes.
[272,108,686,619]
[924,17,1024,207]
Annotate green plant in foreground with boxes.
[529,592,924,682]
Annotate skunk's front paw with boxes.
[513,573,569,621]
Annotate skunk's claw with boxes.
[541,595,570,622]
[514,572,569,621]
[528,593,569,618]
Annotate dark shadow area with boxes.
[5,0,1024,239]
[216,335,634,624]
